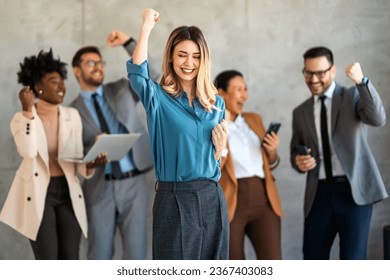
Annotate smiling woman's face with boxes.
[36,71,66,104]
[172,40,200,87]
[220,75,248,119]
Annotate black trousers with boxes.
[30,176,81,260]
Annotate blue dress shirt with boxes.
[80,86,135,174]
[126,60,225,182]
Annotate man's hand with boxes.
[345,62,364,84]
[295,151,317,172]
[107,30,130,47]
[86,152,109,169]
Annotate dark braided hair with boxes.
[17,49,67,96]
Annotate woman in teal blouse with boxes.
[127,8,229,260]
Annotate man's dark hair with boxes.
[71,46,101,67]
[303,46,334,66]
[214,70,243,91]
[17,49,67,95]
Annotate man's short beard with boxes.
[85,77,104,87]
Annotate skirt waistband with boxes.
[156,179,218,192]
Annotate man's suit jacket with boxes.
[0,106,90,240]
[69,42,154,206]
[220,112,284,221]
[290,81,388,217]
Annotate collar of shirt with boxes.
[232,114,245,127]
[313,81,336,104]
[80,85,103,101]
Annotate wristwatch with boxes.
[359,76,369,86]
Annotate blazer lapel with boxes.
[103,84,128,126]
[331,83,343,136]
[73,95,100,134]
[32,106,49,168]
[303,98,319,148]
[243,113,264,140]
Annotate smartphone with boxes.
[296,144,309,155]
[262,122,281,146]
[266,122,281,135]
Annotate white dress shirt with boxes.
[228,115,265,179]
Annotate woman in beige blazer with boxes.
[215,70,284,260]
[0,50,107,259]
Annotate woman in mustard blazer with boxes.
[215,70,283,260]
[0,50,107,259]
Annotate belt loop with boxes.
[155,181,159,192]
[173,182,177,192]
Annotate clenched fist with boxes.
[19,86,35,112]
[345,62,364,84]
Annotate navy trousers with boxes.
[153,180,229,260]
[303,178,373,260]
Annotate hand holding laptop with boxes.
[86,152,109,169]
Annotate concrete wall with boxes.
[0,0,389,260]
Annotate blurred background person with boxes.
[0,49,107,260]
[290,46,387,259]
[69,30,156,260]
[215,70,283,260]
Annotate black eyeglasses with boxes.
[81,60,106,68]
[302,65,332,79]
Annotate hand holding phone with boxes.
[262,122,281,147]
[295,144,316,172]
[266,122,281,135]
[296,144,309,155]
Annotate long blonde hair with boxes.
[160,26,217,112]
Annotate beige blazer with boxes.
[0,105,92,240]
[220,112,284,221]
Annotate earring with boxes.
[38,90,43,95]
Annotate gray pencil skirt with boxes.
[153,179,229,260]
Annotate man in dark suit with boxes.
[290,46,387,259]
[69,30,158,259]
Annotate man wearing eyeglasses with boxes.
[290,46,387,259]
[69,30,159,260]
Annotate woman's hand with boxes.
[212,119,228,159]
[19,86,35,112]
[142,8,160,29]
[263,132,280,165]
[133,8,160,65]
[86,152,109,169]
[263,132,280,153]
